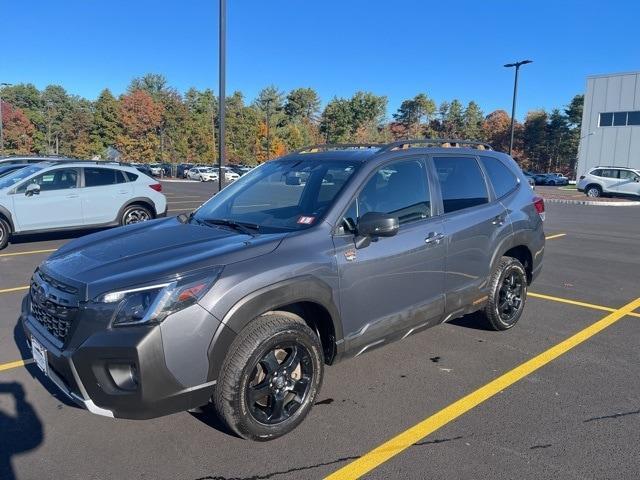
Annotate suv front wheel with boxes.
[214,312,324,441]
[482,256,528,330]
[0,218,11,250]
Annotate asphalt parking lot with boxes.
[1,181,639,480]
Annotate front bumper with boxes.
[21,294,224,420]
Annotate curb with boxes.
[545,198,640,206]
[159,179,199,183]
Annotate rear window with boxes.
[480,156,518,198]
[124,171,139,182]
[433,156,489,213]
[84,168,127,187]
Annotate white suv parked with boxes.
[577,167,640,198]
[0,162,167,249]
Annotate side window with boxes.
[600,169,616,178]
[357,158,430,225]
[433,156,489,213]
[124,171,139,182]
[591,169,603,177]
[84,168,122,187]
[16,168,78,193]
[618,170,636,180]
[480,156,518,198]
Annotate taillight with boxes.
[149,183,162,192]
[579,175,585,180]
[533,195,545,221]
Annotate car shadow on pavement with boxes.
[10,227,106,246]
[13,314,77,409]
[447,311,492,331]
[189,405,240,439]
[0,381,44,480]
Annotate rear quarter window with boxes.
[480,156,518,198]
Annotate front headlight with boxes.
[96,268,222,326]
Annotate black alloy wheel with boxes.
[245,343,313,425]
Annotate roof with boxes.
[281,138,494,163]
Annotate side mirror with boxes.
[25,184,40,196]
[355,212,399,249]
[285,174,301,186]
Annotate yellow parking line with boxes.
[545,233,566,240]
[0,359,34,372]
[0,286,29,295]
[325,295,640,480]
[0,248,57,258]
[529,292,640,318]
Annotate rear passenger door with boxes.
[81,167,133,225]
[431,155,513,313]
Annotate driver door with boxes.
[11,167,83,232]
[333,157,446,357]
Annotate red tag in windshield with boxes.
[297,216,316,225]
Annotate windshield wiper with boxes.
[203,218,259,237]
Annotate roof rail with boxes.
[293,143,385,154]
[377,138,493,153]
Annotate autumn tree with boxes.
[184,88,216,162]
[393,93,436,138]
[483,110,512,153]
[116,90,163,162]
[91,89,121,156]
[1,101,35,154]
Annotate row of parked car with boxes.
[0,155,168,249]
[523,171,570,186]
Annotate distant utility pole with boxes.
[0,82,13,156]
[217,0,226,192]
[504,60,533,155]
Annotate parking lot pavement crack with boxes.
[584,408,640,423]
[193,436,464,480]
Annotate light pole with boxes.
[0,82,13,156]
[504,60,532,155]
[217,0,226,192]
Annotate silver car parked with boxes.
[577,166,640,198]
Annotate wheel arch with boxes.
[0,205,14,232]
[207,277,343,383]
[502,245,533,284]
[117,197,157,220]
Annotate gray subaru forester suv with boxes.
[21,139,545,440]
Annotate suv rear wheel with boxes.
[120,204,152,226]
[0,218,11,250]
[214,312,324,441]
[586,185,602,198]
[482,256,527,330]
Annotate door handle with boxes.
[66,194,80,199]
[492,214,507,226]
[118,190,128,194]
[425,232,445,245]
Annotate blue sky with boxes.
[2,0,639,119]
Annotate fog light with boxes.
[108,363,138,391]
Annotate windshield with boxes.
[0,164,44,190]
[193,159,360,233]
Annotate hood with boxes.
[41,217,287,300]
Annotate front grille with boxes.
[30,272,80,345]
[31,300,76,343]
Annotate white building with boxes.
[577,71,640,177]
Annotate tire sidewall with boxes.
[225,323,323,441]
[0,219,10,249]
[587,186,601,197]
[487,258,528,330]
[120,205,152,226]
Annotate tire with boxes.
[586,185,602,198]
[213,312,324,441]
[0,218,10,250]
[200,175,204,182]
[482,256,527,331]
[120,204,153,226]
